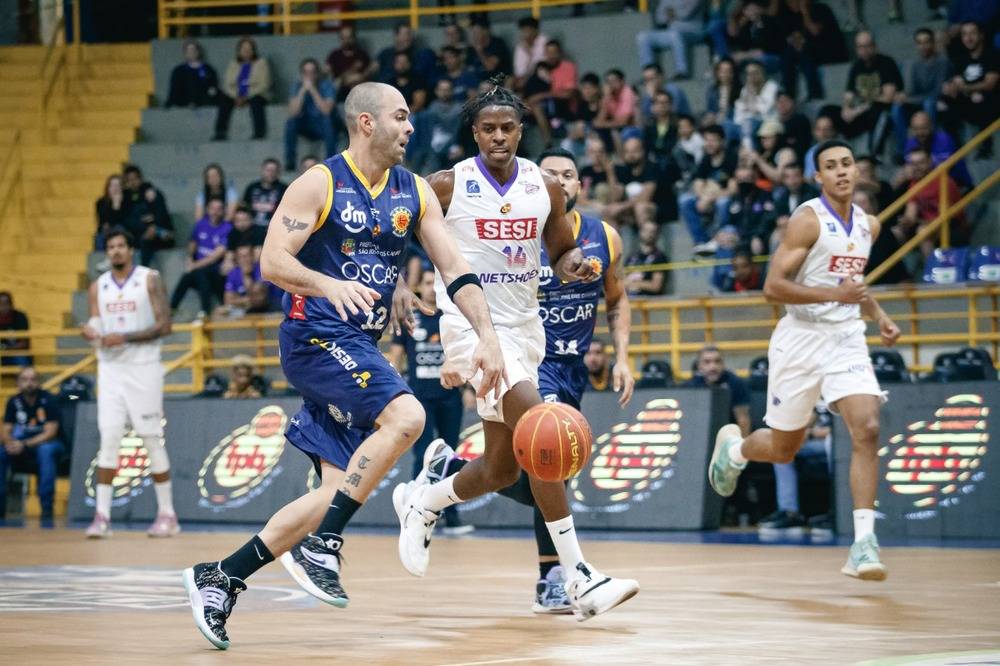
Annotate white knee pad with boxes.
[142,436,171,475]
[97,433,121,469]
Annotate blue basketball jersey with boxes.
[538,211,615,362]
[281,152,425,339]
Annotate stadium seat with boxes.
[926,351,990,382]
[637,360,673,388]
[748,356,768,391]
[922,247,969,284]
[198,374,228,398]
[967,246,1000,282]
[869,349,910,383]
[955,347,998,381]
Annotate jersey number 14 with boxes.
[502,245,527,267]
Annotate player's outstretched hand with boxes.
[879,315,901,347]
[390,281,435,336]
[322,278,380,321]
[832,272,867,304]
[554,247,596,283]
[612,363,635,407]
[470,333,509,400]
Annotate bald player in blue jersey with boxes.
[183,82,506,650]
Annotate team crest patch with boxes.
[587,256,604,277]
[390,206,412,237]
[500,202,512,214]
[341,239,355,256]
[466,180,480,194]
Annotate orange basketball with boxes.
[513,403,593,482]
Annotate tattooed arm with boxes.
[602,224,634,406]
[259,167,380,321]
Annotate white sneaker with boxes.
[85,512,111,539]
[392,481,440,577]
[565,562,639,622]
[414,438,454,487]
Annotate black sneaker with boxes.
[808,513,835,543]
[182,562,246,650]
[279,532,349,607]
[758,510,807,538]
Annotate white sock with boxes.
[728,440,747,466]
[853,508,875,542]
[154,480,175,516]
[545,516,585,575]
[421,475,463,513]
[96,484,112,518]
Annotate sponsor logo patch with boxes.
[475,218,538,240]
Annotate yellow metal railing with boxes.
[2,284,997,399]
[158,0,635,37]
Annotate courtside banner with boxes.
[833,382,1000,539]
[67,388,727,529]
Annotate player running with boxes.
[708,139,901,580]
[393,81,639,621]
[183,82,505,650]
[81,228,177,538]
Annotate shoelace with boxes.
[201,586,229,613]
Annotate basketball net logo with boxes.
[197,405,288,511]
[879,393,989,521]
[84,430,158,507]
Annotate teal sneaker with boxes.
[841,533,888,581]
[708,424,746,497]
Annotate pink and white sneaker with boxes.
[85,513,112,539]
[147,513,181,538]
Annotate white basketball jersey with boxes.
[96,265,161,364]
[435,156,551,329]
[785,197,873,324]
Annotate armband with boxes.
[446,273,482,301]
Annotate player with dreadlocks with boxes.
[392,77,640,621]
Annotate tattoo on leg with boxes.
[358,455,370,470]
[282,215,308,232]
[345,473,362,487]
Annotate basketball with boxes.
[513,403,593,482]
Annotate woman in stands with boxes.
[195,163,239,221]
[214,36,272,142]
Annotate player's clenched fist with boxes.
[832,272,867,304]
[321,277,380,321]
[553,247,595,283]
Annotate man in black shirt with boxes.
[122,164,175,266]
[0,292,31,368]
[625,220,668,295]
[941,21,999,157]
[605,136,658,229]
[726,162,776,256]
[468,21,511,78]
[242,158,288,227]
[386,51,430,113]
[1,366,62,519]
[775,92,812,161]
[770,162,817,250]
[222,204,265,274]
[840,31,903,154]
[683,345,750,435]
[165,40,219,108]
[680,124,736,253]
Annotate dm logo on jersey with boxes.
[878,393,989,521]
[341,239,356,256]
[390,206,412,238]
[84,431,156,508]
[570,398,683,513]
[466,179,480,194]
[196,405,289,511]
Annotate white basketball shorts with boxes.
[97,361,165,437]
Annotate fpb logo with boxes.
[197,405,289,511]
[84,430,158,507]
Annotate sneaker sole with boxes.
[182,567,229,650]
[708,424,742,497]
[85,530,111,539]
[574,580,640,623]
[532,602,573,614]
[392,483,427,578]
[278,551,349,608]
[841,563,888,581]
[148,526,181,538]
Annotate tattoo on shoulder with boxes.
[282,216,309,232]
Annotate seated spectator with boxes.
[679,124,737,253]
[638,63,693,120]
[802,114,838,181]
[891,28,950,161]
[221,244,267,311]
[625,220,669,295]
[573,72,603,124]
[214,36,271,141]
[165,39,219,108]
[326,24,374,104]
[524,40,579,144]
[560,120,589,161]
[604,137,658,229]
[195,163,239,221]
[838,31,902,154]
[682,344,750,434]
[894,148,966,255]
[733,60,779,144]
[773,0,836,100]
[122,164,174,266]
[437,46,479,102]
[724,161,776,255]
[673,113,705,182]
[169,198,232,317]
[94,174,125,250]
[771,161,818,250]
[946,0,1000,41]
[468,21,512,79]
[643,90,678,163]
[1,366,62,520]
[243,158,287,227]
[635,0,710,80]
[298,155,319,174]
[386,51,429,112]
[904,111,972,188]
[774,91,811,161]
[0,292,31,368]
[579,136,614,205]
[726,0,783,69]
[223,355,262,399]
[741,119,784,186]
[705,57,741,141]
[855,154,894,212]
[940,21,998,157]
[584,338,612,391]
[377,23,437,84]
[285,58,336,169]
[593,69,639,133]
[223,204,264,274]
[441,23,476,68]
[512,16,547,91]
[410,78,463,172]
[718,248,764,292]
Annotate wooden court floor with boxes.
[1,526,998,665]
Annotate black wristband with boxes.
[446,272,482,301]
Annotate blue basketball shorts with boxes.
[537,359,588,410]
